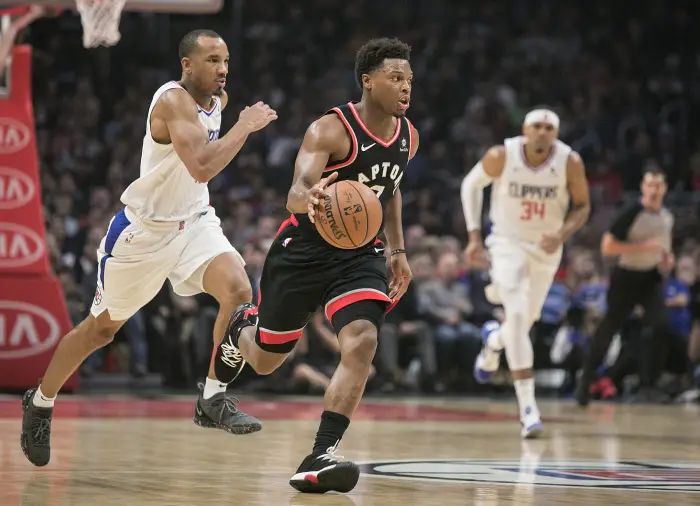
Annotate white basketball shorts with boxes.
[91,206,242,321]
[485,234,562,322]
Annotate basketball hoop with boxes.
[75,0,127,48]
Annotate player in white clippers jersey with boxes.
[20,29,278,467]
[461,109,590,439]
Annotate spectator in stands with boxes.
[379,253,437,392]
[418,251,480,389]
[664,255,695,397]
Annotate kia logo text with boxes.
[0,166,35,210]
[0,118,31,154]
[0,222,45,268]
[0,301,61,359]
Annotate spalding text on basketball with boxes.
[323,198,347,241]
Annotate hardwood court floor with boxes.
[1,395,699,505]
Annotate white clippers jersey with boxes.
[120,81,221,222]
[489,136,571,242]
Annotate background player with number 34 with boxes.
[461,109,591,438]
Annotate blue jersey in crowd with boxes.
[540,282,571,325]
[666,277,691,336]
[572,282,608,314]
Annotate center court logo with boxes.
[0,222,45,268]
[0,301,61,359]
[359,459,700,492]
[0,166,35,210]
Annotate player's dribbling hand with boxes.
[238,101,278,133]
[307,171,338,224]
[540,232,563,255]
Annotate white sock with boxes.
[514,378,539,420]
[33,386,56,408]
[487,328,504,351]
[203,377,227,400]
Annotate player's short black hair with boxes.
[354,37,411,89]
[178,29,223,60]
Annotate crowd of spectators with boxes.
[14,0,700,399]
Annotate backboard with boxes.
[0,0,224,13]
[0,0,224,95]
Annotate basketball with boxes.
[314,180,383,249]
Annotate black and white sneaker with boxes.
[193,384,262,434]
[218,303,258,382]
[289,442,360,494]
[20,388,53,467]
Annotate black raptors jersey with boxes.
[292,101,413,244]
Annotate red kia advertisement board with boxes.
[0,276,73,389]
[0,46,76,391]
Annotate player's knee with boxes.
[217,283,253,310]
[502,288,529,320]
[250,359,278,376]
[245,348,285,376]
[339,320,378,366]
[83,315,119,348]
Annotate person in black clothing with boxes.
[575,168,674,406]
[213,38,417,494]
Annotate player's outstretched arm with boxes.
[286,115,348,219]
[462,146,504,258]
[154,90,276,183]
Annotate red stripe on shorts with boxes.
[385,298,400,314]
[259,327,304,345]
[274,214,299,239]
[325,289,392,321]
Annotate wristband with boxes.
[391,249,407,256]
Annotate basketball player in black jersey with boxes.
[202,38,417,494]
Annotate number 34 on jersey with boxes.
[509,182,558,221]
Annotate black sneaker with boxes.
[289,443,360,494]
[193,384,262,434]
[218,303,259,382]
[20,388,53,467]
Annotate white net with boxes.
[75,0,127,48]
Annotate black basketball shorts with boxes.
[255,215,392,353]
